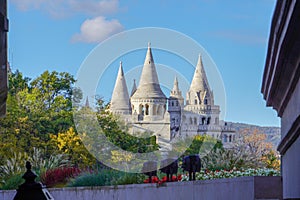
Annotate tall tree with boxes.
[0,70,77,165]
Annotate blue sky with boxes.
[8,0,280,127]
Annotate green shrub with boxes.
[68,169,146,187]
[111,173,146,185]
[0,152,28,181]
[1,174,24,190]
[68,172,112,187]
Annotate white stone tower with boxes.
[110,61,131,115]
[185,54,220,127]
[109,48,236,147]
[131,43,167,122]
[168,77,184,138]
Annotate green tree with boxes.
[95,99,159,153]
[50,127,96,167]
[184,135,223,155]
[8,70,30,96]
[0,70,77,166]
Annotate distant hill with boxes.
[227,122,281,149]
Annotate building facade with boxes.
[110,43,235,148]
[262,1,300,199]
[0,0,8,117]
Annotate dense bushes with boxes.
[41,167,81,187]
[0,174,24,190]
[181,168,280,181]
[68,169,146,187]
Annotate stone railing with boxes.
[1,176,282,200]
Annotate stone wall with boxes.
[1,176,282,200]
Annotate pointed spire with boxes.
[85,96,90,108]
[140,42,157,85]
[170,76,184,104]
[187,54,214,105]
[190,54,210,92]
[110,61,131,114]
[131,43,166,99]
[173,76,179,92]
[130,79,137,97]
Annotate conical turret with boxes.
[169,76,184,106]
[85,96,90,108]
[110,62,131,115]
[190,54,210,92]
[130,79,137,97]
[187,54,213,105]
[172,76,180,94]
[131,43,166,99]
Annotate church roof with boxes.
[110,62,131,112]
[131,43,166,99]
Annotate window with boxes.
[202,117,205,125]
[145,104,149,115]
[204,99,208,105]
[139,104,144,115]
[194,99,197,104]
[207,117,211,125]
[224,135,228,142]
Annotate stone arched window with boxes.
[204,99,208,105]
[224,134,228,142]
[145,104,149,115]
[190,117,193,124]
[171,101,174,106]
[139,104,144,115]
[194,117,197,125]
[202,117,206,125]
[207,117,211,125]
[194,99,197,105]
[229,135,232,142]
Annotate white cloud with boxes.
[11,0,124,43]
[71,16,124,43]
[11,0,119,17]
